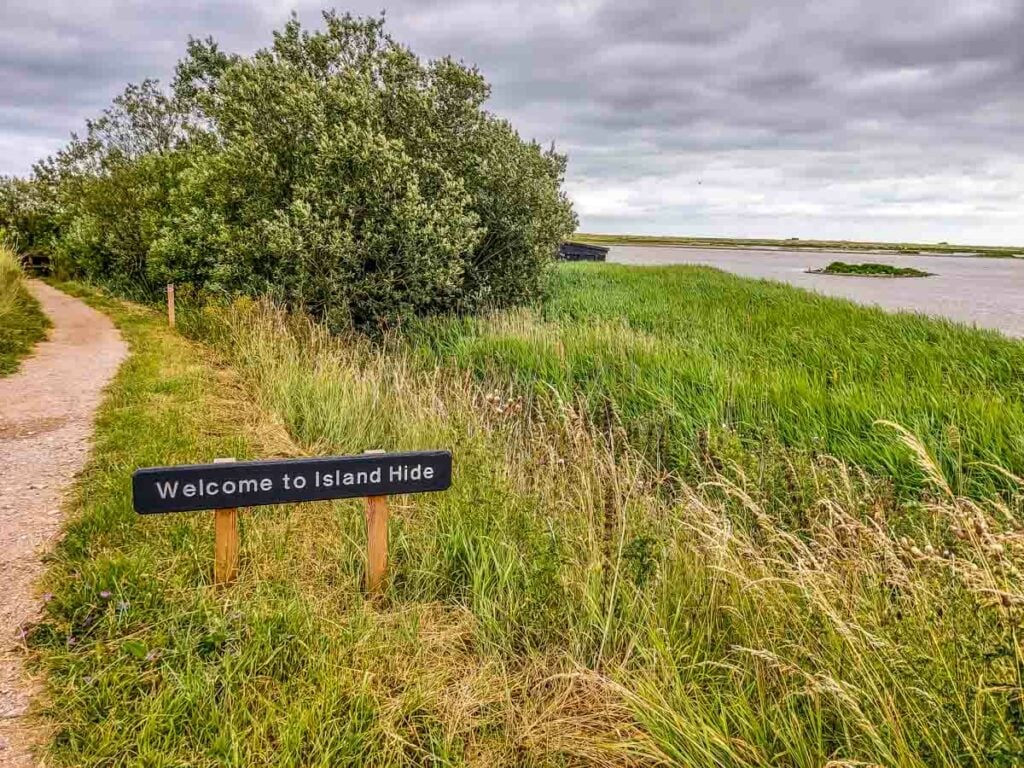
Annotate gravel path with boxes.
[0,282,126,766]
[609,246,1024,338]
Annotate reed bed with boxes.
[187,298,1024,766]
[32,282,1024,766]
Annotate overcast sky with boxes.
[2,1,1023,244]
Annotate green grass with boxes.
[812,261,931,277]
[408,263,1024,502]
[0,244,49,374]
[576,232,1024,258]
[30,282,1024,766]
[29,286,587,766]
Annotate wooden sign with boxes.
[133,450,452,589]
[133,451,451,514]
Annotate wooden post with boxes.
[167,283,176,327]
[364,450,389,594]
[213,458,238,585]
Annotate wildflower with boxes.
[41,592,54,603]
[99,590,112,599]
[67,636,78,647]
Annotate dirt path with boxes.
[0,282,126,766]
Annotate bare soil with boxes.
[0,282,126,766]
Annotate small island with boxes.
[809,261,933,278]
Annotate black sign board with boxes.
[133,450,452,514]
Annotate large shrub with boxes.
[25,13,577,329]
[4,80,189,291]
[0,175,59,256]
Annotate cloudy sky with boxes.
[2,1,1023,244]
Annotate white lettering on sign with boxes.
[158,481,179,499]
[315,467,382,488]
[154,477,277,500]
[145,464,435,501]
[134,451,453,514]
[389,464,433,482]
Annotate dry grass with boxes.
[188,299,1024,766]
[32,290,1024,766]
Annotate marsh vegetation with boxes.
[30,269,1024,767]
[811,261,932,277]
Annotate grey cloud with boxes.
[1,0,1022,243]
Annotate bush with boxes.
[12,12,577,330]
[0,175,59,257]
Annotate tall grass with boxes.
[32,287,1024,766]
[182,298,1023,766]
[407,263,1024,500]
[0,242,48,374]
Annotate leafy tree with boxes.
[19,79,193,291]
[0,175,59,252]
[25,12,577,328]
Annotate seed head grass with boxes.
[26,278,1024,766]
[407,263,1024,502]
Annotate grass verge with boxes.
[29,281,1024,766]
[0,244,49,375]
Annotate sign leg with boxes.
[212,457,237,585]
[365,495,389,594]
[167,283,175,327]
[214,507,239,584]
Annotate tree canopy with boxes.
[1,12,577,329]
